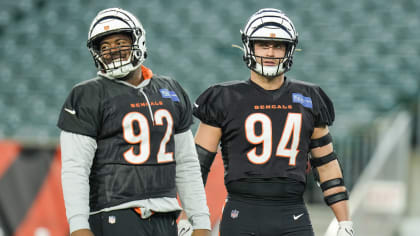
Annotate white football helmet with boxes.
[87,8,147,79]
[241,8,298,77]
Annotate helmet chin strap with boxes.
[106,60,135,78]
[98,50,142,79]
[100,62,142,79]
[253,59,286,78]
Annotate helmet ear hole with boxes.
[134,50,141,58]
[288,58,293,69]
[134,29,141,37]
[241,33,247,43]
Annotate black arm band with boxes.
[196,144,217,185]
[324,191,349,206]
[310,152,337,168]
[310,133,332,149]
[320,178,344,192]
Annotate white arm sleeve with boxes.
[60,131,97,233]
[175,130,211,230]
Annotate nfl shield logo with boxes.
[108,215,116,224]
[230,209,239,219]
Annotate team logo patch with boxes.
[292,93,313,108]
[230,209,239,219]
[159,89,180,102]
[108,215,116,224]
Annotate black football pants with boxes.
[220,195,315,236]
[89,208,178,236]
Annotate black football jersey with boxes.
[193,78,334,184]
[57,73,193,211]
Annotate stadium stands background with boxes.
[0,0,418,140]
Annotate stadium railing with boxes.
[324,110,412,236]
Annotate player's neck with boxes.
[125,68,143,86]
[250,71,285,90]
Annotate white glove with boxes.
[178,219,193,236]
[337,221,354,236]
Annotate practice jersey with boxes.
[193,78,334,184]
[57,68,193,211]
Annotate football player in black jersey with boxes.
[193,8,354,236]
[57,8,210,236]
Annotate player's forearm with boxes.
[60,131,97,233]
[174,130,211,230]
[192,229,211,236]
[68,215,91,233]
[316,161,350,222]
[329,200,350,221]
[62,170,91,232]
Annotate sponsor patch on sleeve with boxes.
[292,93,313,108]
[160,89,180,102]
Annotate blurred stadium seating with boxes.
[0,0,418,140]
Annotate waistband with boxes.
[226,178,305,204]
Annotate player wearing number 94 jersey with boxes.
[193,8,353,236]
[57,8,210,236]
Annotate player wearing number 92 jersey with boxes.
[58,67,193,211]
[193,78,334,186]
[57,8,210,236]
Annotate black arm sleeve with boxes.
[196,144,217,185]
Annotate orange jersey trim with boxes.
[133,207,155,217]
[134,207,143,217]
[141,65,153,80]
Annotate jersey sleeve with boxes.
[193,86,225,128]
[57,83,102,138]
[312,86,335,127]
[172,80,194,134]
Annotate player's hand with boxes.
[70,229,94,236]
[337,221,354,236]
[178,219,193,236]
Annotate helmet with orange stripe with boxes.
[241,8,298,77]
[87,8,147,79]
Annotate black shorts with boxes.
[220,195,314,236]
[89,208,178,236]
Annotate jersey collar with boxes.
[100,65,154,89]
[141,65,153,80]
